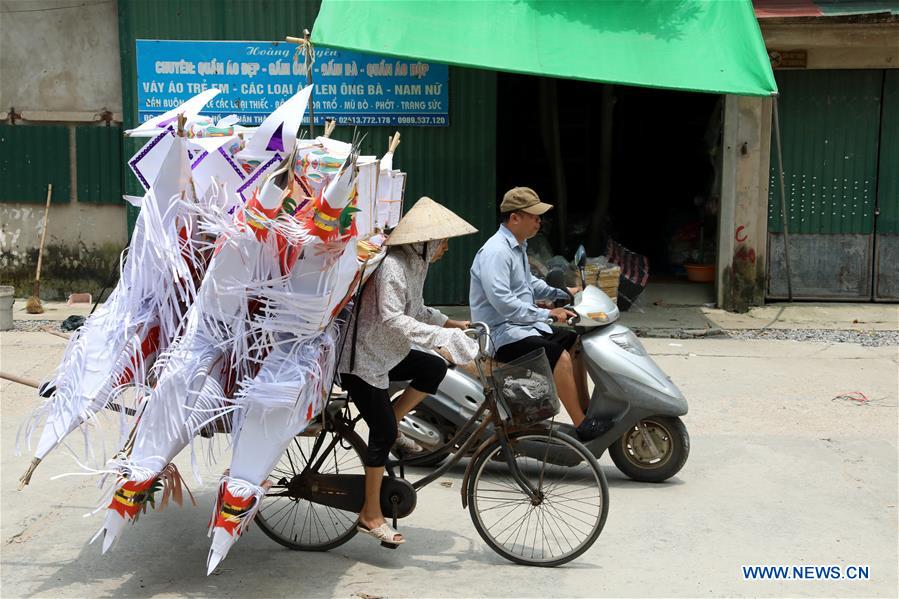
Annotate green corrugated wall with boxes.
[76,125,124,204]
[117,0,497,304]
[768,69,882,235]
[876,70,899,235]
[0,125,71,203]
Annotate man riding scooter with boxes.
[470,187,615,441]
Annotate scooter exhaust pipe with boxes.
[398,414,442,448]
[513,437,585,468]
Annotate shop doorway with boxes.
[496,73,723,305]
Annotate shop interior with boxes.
[496,73,722,306]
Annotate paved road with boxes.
[1,332,896,598]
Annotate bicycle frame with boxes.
[269,323,548,517]
[384,324,545,504]
[256,321,608,566]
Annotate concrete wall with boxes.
[0,0,122,115]
[0,0,125,299]
[718,96,772,312]
[760,22,899,70]
[0,203,126,298]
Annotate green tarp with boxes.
[312,0,777,96]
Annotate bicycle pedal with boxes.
[299,423,323,437]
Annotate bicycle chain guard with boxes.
[286,472,417,519]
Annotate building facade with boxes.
[2,0,896,308]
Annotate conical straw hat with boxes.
[385,197,478,246]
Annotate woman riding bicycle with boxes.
[338,197,479,547]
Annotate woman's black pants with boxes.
[339,349,447,468]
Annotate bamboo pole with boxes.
[286,31,316,138]
[588,84,614,254]
[772,96,793,301]
[0,371,39,388]
[323,118,336,138]
[26,184,53,314]
[41,326,71,340]
[388,131,401,153]
[304,29,315,138]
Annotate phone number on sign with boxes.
[330,115,447,126]
[396,115,447,125]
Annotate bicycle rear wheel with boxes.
[256,427,366,551]
[467,430,608,567]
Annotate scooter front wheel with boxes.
[609,416,689,483]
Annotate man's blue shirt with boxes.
[469,225,567,354]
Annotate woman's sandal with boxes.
[393,432,424,454]
[357,522,406,549]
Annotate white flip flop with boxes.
[357,522,406,547]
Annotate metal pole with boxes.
[304,29,315,138]
[772,95,793,301]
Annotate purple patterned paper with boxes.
[128,127,175,191]
[237,152,282,203]
[190,150,208,169]
[218,146,245,180]
[266,123,285,152]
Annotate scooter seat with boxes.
[456,358,503,381]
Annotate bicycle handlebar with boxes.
[464,321,490,356]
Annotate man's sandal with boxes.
[357,522,405,549]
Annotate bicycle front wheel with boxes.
[468,430,609,567]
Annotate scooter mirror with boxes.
[574,245,587,289]
[546,269,574,305]
[574,245,587,269]
[545,268,567,289]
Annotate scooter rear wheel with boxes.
[609,416,689,483]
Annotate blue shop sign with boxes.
[136,40,449,127]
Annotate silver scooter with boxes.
[397,248,690,483]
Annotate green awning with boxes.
[312,0,777,96]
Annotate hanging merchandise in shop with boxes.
[137,40,449,127]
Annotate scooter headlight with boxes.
[610,331,647,356]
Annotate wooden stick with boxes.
[0,371,39,388]
[388,131,401,153]
[41,326,70,340]
[324,119,336,138]
[19,457,41,490]
[34,184,52,290]
[285,36,305,45]
[176,112,186,137]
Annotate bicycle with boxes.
[255,322,610,567]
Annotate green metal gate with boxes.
[767,69,895,301]
[874,70,899,301]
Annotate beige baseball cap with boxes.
[499,187,553,215]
